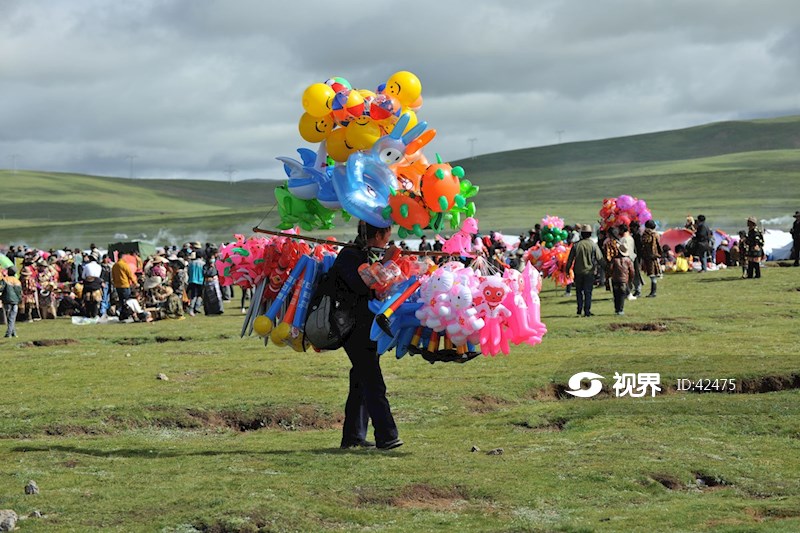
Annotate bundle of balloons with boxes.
[599,195,652,230]
[523,216,573,287]
[215,232,338,344]
[276,71,479,237]
[224,217,547,361]
[369,260,547,362]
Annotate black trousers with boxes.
[116,288,131,319]
[574,272,595,316]
[342,323,398,446]
[612,282,628,313]
[747,259,761,278]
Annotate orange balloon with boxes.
[421,162,460,212]
[388,191,431,231]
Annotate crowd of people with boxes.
[0,241,244,338]
[2,212,797,338]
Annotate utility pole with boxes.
[468,137,478,159]
[125,154,138,179]
[224,165,238,185]
[7,153,20,174]
[555,130,565,143]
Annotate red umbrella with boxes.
[660,228,694,250]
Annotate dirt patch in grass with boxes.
[133,405,341,432]
[193,510,273,533]
[41,405,341,436]
[738,374,800,393]
[113,335,192,345]
[356,483,472,510]
[215,405,341,431]
[650,473,683,490]
[746,506,800,521]
[22,338,79,347]
[512,416,567,431]
[44,424,110,437]
[155,335,191,343]
[694,472,730,491]
[609,322,668,332]
[465,393,515,413]
[114,337,150,345]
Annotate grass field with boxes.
[1,265,799,532]
[2,115,800,248]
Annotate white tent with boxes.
[764,229,794,260]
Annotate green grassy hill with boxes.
[2,115,799,248]
[456,115,800,233]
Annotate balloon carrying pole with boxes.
[251,226,459,257]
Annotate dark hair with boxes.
[6,266,15,276]
[645,219,656,229]
[354,220,390,248]
[697,214,706,222]
[617,223,629,233]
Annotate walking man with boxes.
[565,224,605,317]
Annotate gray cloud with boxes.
[2,0,799,181]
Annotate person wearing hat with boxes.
[565,224,605,317]
[744,216,764,279]
[18,260,39,323]
[36,259,59,319]
[640,219,663,297]
[1,266,23,337]
[186,251,205,316]
[791,211,800,267]
[609,241,635,315]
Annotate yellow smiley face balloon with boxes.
[385,71,422,107]
[345,116,381,150]
[298,112,334,143]
[302,83,336,117]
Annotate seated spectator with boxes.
[125,288,152,323]
[660,245,676,271]
[57,290,84,317]
[715,240,730,266]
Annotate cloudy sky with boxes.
[2,0,799,181]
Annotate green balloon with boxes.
[274,184,336,231]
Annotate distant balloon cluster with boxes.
[276,71,479,237]
[599,195,652,230]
